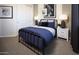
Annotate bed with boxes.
[18,19,57,54]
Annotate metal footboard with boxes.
[18,31,45,55]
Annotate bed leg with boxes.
[18,35,20,42]
[42,49,45,55]
[18,39,20,42]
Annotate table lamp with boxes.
[59,14,68,28]
[34,16,39,25]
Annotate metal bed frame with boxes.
[18,31,46,55]
[18,19,57,55]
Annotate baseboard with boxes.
[0,34,18,38]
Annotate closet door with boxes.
[71,4,79,53]
[16,5,34,29]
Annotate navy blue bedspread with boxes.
[19,27,54,49]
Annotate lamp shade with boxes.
[34,16,41,22]
[59,14,68,20]
[34,16,38,20]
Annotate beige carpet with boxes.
[0,37,77,55]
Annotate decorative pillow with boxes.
[48,22,55,28]
[39,22,48,27]
[47,20,55,28]
[40,19,47,22]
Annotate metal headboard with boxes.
[40,19,57,29]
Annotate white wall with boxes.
[62,4,71,30]
[0,20,2,36]
[56,4,62,24]
[34,4,62,22]
[38,4,44,20]
[0,4,34,37]
[33,4,38,17]
[16,5,34,30]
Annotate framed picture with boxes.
[0,6,13,19]
[44,4,56,18]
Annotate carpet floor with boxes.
[0,37,77,55]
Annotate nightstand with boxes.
[57,26,69,42]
